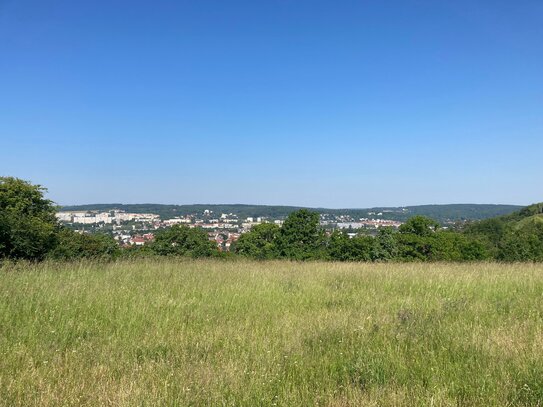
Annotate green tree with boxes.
[234,223,280,259]
[462,218,507,258]
[498,223,543,261]
[371,227,399,261]
[0,177,58,260]
[430,231,489,261]
[150,225,216,258]
[48,228,119,260]
[276,209,326,260]
[399,215,440,236]
[394,228,490,262]
[328,230,373,261]
[395,233,436,261]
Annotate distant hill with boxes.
[468,202,543,229]
[60,203,522,223]
[463,202,543,261]
[500,202,543,224]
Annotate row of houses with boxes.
[209,232,241,251]
[115,233,155,246]
[114,231,241,251]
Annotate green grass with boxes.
[1,260,542,406]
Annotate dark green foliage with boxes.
[394,217,444,261]
[149,225,217,258]
[498,223,543,261]
[235,209,328,260]
[395,230,489,262]
[48,228,120,260]
[234,223,280,259]
[0,177,58,260]
[463,218,507,255]
[463,203,543,262]
[399,216,440,236]
[276,209,327,260]
[395,233,438,261]
[452,234,490,261]
[372,227,399,261]
[429,232,489,261]
[327,231,373,261]
[230,211,496,262]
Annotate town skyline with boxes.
[55,201,522,250]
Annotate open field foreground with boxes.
[1,260,543,406]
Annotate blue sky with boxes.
[1,0,542,207]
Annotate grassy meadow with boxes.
[1,260,542,406]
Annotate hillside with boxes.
[501,202,543,223]
[60,203,521,223]
[463,202,543,261]
[468,202,543,228]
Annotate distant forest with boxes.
[60,203,522,223]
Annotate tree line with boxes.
[1,177,542,262]
[60,202,521,224]
[233,210,490,261]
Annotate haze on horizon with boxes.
[1,0,542,208]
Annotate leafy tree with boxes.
[430,231,489,261]
[395,233,436,261]
[235,223,280,259]
[394,227,490,262]
[150,225,216,257]
[276,209,326,260]
[372,227,399,261]
[463,204,543,261]
[455,235,490,261]
[0,177,58,260]
[462,218,507,257]
[498,223,543,261]
[48,228,119,260]
[327,230,373,261]
[345,233,374,261]
[399,215,440,236]
[327,230,351,261]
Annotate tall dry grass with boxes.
[1,259,542,406]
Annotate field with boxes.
[1,260,542,406]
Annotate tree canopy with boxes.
[275,209,327,260]
[234,223,280,259]
[0,177,58,260]
[149,225,217,258]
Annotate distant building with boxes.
[56,212,73,222]
[129,233,154,246]
[131,236,146,246]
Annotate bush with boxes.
[48,228,120,260]
[0,177,58,260]
[235,223,280,259]
[149,225,217,258]
[276,209,327,260]
[327,230,373,261]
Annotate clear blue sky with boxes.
[1,0,542,208]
